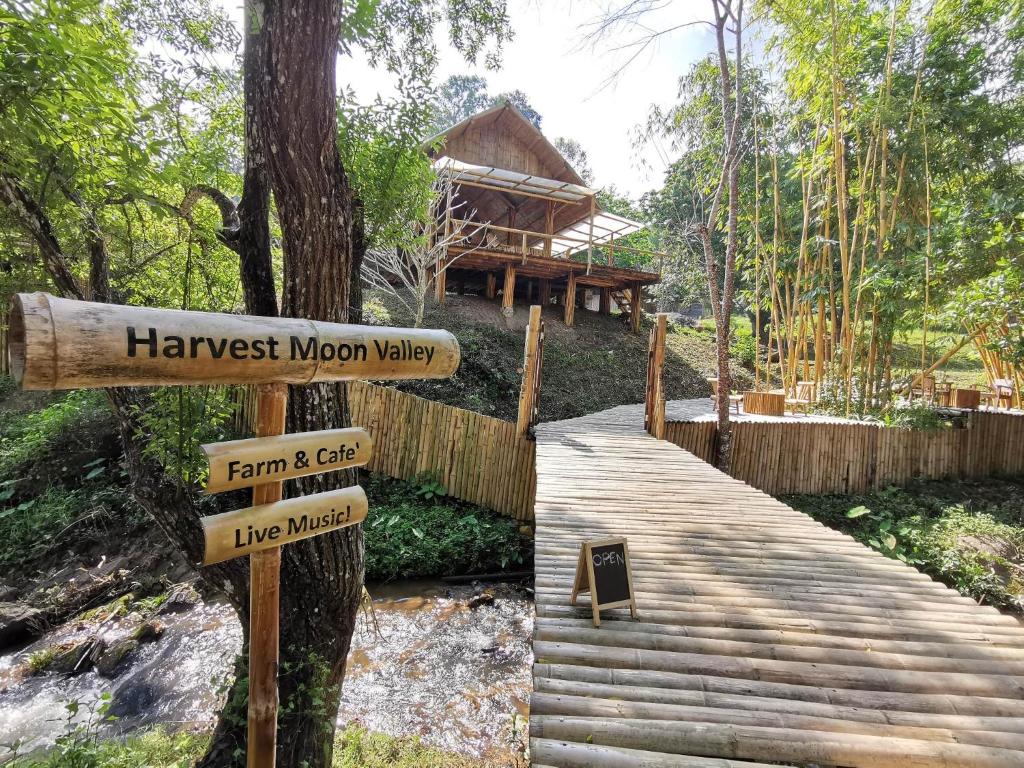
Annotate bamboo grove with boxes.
[643,0,1024,414]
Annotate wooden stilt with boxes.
[600,288,611,315]
[247,382,288,768]
[486,272,497,300]
[630,281,642,332]
[644,313,668,439]
[564,272,577,326]
[516,305,544,436]
[539,279,551,308]
[435,257,447,305]
[502,264,516,316]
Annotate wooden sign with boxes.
[570,538,637,627]
[8,292,460,389]
[202,428,372,493]
[201,485,368,565]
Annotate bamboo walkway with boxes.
[531,405,1024,768]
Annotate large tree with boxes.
[0,0,510,765]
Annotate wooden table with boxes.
[743,391,785,416]
[952,387,981,410]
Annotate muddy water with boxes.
[0,581,533,765]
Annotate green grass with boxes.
[890,327,987,387]
[363,472,530,581]
[783,477,1024,610]
[335,727,489,768]
[5,726,495,768]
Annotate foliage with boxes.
[784,477,1024,610]
[0,485,125,567]
[0,390,112,477]
[491,89,541,127]
[428,75,542,132]
[131,386,237,486]
[553,137,593,185]
[363,472,529,581]
[429,74,491,131]
[339,92,437,252]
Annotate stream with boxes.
[0,580,533,765]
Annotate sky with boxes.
[215,0,717,199]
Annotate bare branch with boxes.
[361,169,490,327]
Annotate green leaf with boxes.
[846,505,871,518]
[883,533,897,550]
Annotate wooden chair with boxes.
[991,378,1015,410]
[785,380,817,415]
[911,375,936,405]
[707,378,742,414]
[933,380,952,408]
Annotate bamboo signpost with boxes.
[6,292,461,768]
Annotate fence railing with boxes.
[664,411,1024,496]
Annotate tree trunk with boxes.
[252,0,363,764]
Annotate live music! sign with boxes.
[201,487,368,565]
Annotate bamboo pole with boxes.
[517,306,543,436]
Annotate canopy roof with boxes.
[435,157,593,204]
[434,157,645,254]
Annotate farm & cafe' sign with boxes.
[7,292,460,768]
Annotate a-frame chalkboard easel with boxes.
[570,537,637,627]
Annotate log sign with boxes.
[10,292,459,389]
[200,429,373,564]
[7,292,461,768]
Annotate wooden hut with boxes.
[424,103,662,330]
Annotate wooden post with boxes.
[645,314,667,439]
[599,288,611,315]
[564,271,577,327]
[607,234,615,267]
[485,272,497,300]
[502,264,516,316]
[247,382,287,768]
[435,256,447,305]
[517,305,544,436]
[539,279,551,308]
[586,195,596,275]
[543,202,554,258]
[629,281,642,333]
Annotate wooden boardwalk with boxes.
[531,405,1024,768]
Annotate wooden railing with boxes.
[665,410,1024,495]
[448,217,662,273]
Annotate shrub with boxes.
[363,473,530,581]
[784,479,1024,610]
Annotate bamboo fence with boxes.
[230,381,536,521]
[0,309,8,377]
[665,411,1024,495]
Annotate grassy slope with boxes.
[364,292,753,423]
[890,327,988,388]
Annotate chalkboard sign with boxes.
[570,538,637,627]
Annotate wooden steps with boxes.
[530,408,1024,767]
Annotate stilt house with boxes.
[425,103,663,330]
